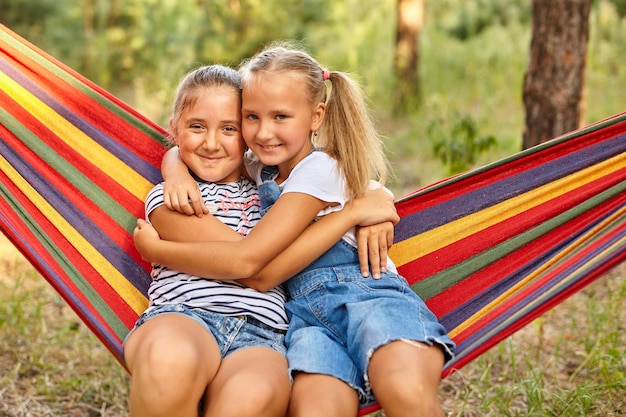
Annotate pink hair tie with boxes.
[322,69,330,81]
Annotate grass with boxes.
[1,235,624,416]
[0,236,129,417]
[438,263,626,416]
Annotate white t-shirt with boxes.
[246,150,392,252]
[144,177,288,330]
[245,150,397,272]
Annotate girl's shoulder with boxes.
[284,150,347,204]
[291,150,339,179]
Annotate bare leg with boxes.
[288,373,359,417]
[203,346,290,417]
[368,340,445,417]
[124,314,221,417]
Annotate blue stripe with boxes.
[395,134,626,242]
[0,56,164,184]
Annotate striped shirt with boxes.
[144,177,288,330]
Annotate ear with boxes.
[168,118,179,144]
[310,102,326,131]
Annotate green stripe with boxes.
[0,28,166,143]
[0,107,136,230]
[412,180,626,299]
[0,180,129,339]
[456,214,625,361]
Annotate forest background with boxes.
[0,0,625,416]
[4,0,626,195]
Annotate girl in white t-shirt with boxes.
[134,42,454,417]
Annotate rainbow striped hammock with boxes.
[1,23,625,415]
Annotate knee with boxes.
[386,378,439,406]
[134,339,205,382]
[247,377,289,412]
[230,375,289,416]
[372,376,444,417]
[129,341,210,413]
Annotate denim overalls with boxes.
[257,164,455,405]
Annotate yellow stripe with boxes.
[447,204,626,338]
[0,71,153,201]
[0,153,148,315]
[389,153,626,267]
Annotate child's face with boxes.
[172,85,244,183]
[241,72,324,171]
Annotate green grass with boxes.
[0,247,130,417]
[437,265,626,417]
[1,237,624,416]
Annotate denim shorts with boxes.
[124,304,287,358]
[284,241,455,405]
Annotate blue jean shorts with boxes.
[284,242,455,405]
[124,304,287,358]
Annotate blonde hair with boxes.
[239,41,389,199]
[169,64,242,143]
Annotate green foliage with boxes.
[0,0,59,34]
[428,0,531,41]
[606,0,626,17]
[429,113,497,175]
[1,0,626,189]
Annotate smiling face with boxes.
[172,85,245,183]
[241,71,325,178]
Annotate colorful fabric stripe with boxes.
[389,116,626,377]
[0,24,168,362]
[1,24,624,415]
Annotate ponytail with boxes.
[318,71,389,199]
[241,41,389,200]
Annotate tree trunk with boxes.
[522,0,592,149]
[394,0,424,113]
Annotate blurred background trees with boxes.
[523,0,593,149]
[2,0,625,193]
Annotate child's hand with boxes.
[356,222,394,279]
[133,219,162,262]
[348,186,398,278]
[163,175,208,217]
[351,187,399,226]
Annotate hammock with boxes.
[1,24,625,416]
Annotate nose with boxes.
[254,120,273,141]
[202,132,220,151]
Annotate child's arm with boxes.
[239,203,396,291]
[161,147,208,217]
[147,204,242,244]
[135,187,398,282]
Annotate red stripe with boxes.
[434,193,625,332]
[0,88,146,220]
[0,171,141,330]
[395,122,626,216]
[443,223,625,377]
[0,182,137,338]
[398,167,626,288]
[0,118,149,273]
[1,27,168,166]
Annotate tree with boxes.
[394,0,424,113]
[522,0,592,149]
